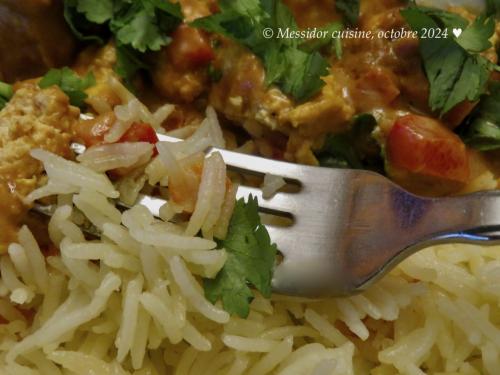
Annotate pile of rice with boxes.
[0,84,500,375]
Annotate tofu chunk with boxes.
[0,83,79,251]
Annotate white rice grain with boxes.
[47,350,129,375]
[7,244,35,287]
[201,153,227,238]
[78,142,154,172]
[30,149,119,199]
[102,223,141,256]
[0,256,34,304]
[169,256,229,324]
[304,308,347,347]
[222,334,280,352]
[185,153,218,236]
[24,181,80,203]
[130,228,216,251]
[116,275,144,362]
[262,174,286,199]
[182,321,212,352]
[225,353,251,375]
[139,292,183,344]
[130,306,151,370]
[18,226,49,293]
[6,272,121,363]
[48,205,85,246]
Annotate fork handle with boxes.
[349,189,500,294]
[351,190,500,289]
[411,191,500,241]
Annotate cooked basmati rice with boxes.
[262,174,286,199]
[77,142,154,172]
[2,90,500,375]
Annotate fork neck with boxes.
[351,189,500,293]
[409,190,500,239]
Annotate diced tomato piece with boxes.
[76,115,159,155]
[387,114,470,183]
[167,24,215,70]
[119,122,159,144]
[119,122,159,156]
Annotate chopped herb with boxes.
[115,45,149,88]
[335,0,360,25]
[0,81,13,111]
[315,114,383,172]
[110,1,182,53]
[300,21,344,59]
[459,82,500,151]
[192,0,330,102]
[204,196,278,318]
[401,6,499,116]
[63,0,182,82]
[39,68,96,108]
[456,15,496,53]
[74,0,114,24]
[64,0,110,43]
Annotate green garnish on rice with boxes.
[204,196,278,318]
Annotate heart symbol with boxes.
[453,28,463,38]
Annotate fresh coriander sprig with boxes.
[63,0,183,84]
[460,82,500,151]
[204,196,278,318]
[39,68,96,108]
[192,0,331,102]
[401,6,499,116]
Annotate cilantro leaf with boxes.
[460,82,500,151]
[335,0,360,25]
[456,15,495,53]
[39,68,96,108]
[401,7,498,116]
[63,0,183,82]
[315,114,383,172]
[109,1,181,53]
[115,45,149,88]
[270,48,329,101]
[65,0,182,52]
[204,196,278,318]
[300,22,344,59]
[76,0,113,24]
[63,0,109,43]
[0,81,13,111]
[192,0,330,102]
[113,10,171,52]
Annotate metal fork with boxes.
[35,133,500,297]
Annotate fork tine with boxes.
[71,133,301,216]
[265,226,296,256]
[209,148,303,181]
[156,134,303,180]
[235,186,294,215]
[137,187,294,218]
